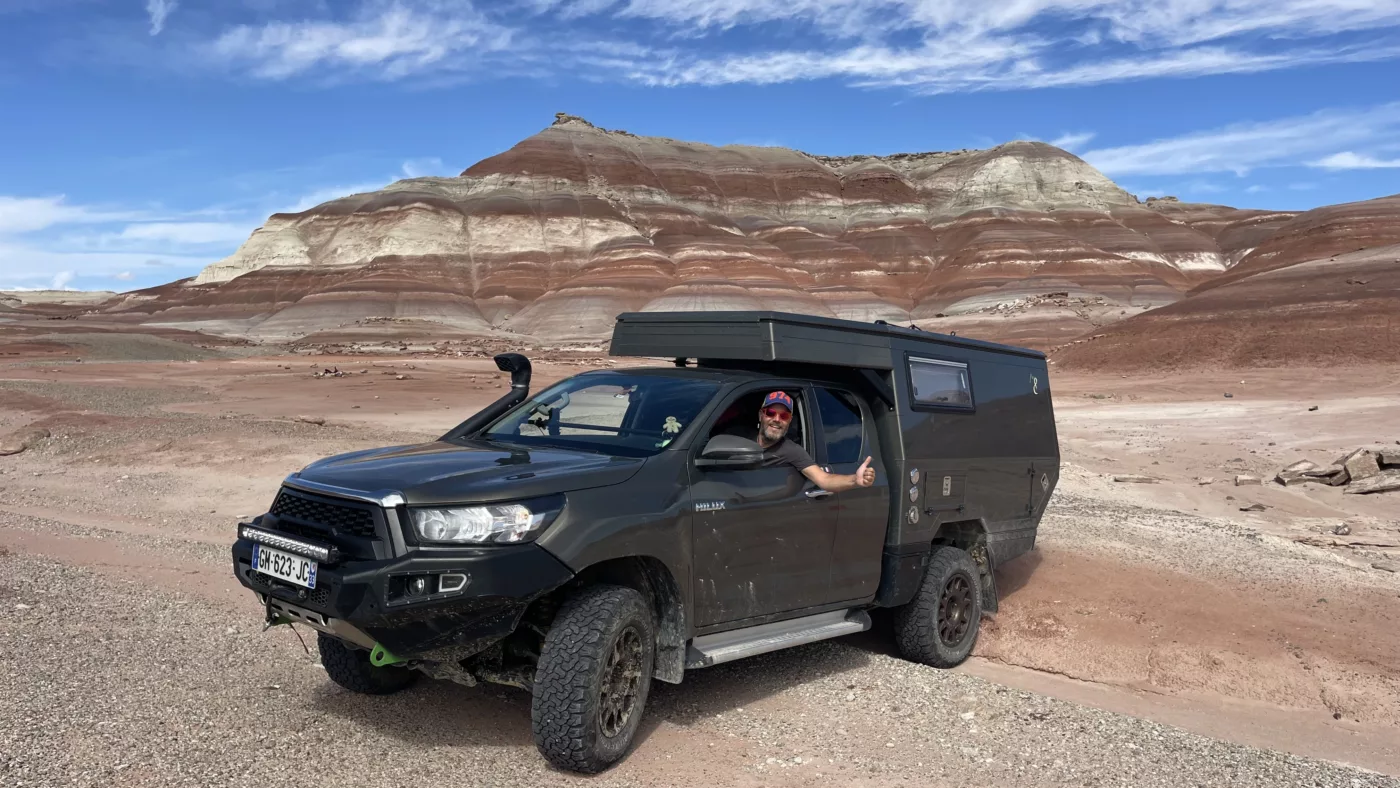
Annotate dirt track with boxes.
[2,340,1399,786]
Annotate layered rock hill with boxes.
[1053,194,1400,370]
[108,115,1300,346]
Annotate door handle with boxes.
[805,489,833,499]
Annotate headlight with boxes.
[409,496,563,544]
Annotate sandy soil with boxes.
[2,328,1398,785]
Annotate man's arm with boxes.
[801,456,876,492]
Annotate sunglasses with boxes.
[762,407,792,423]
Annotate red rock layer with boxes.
[1052,242,1400,370]
[110,115,1351,345]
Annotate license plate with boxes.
[252,544,318,589]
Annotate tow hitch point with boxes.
[370,643,405,667]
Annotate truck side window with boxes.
[908,357,972,407]
[816,388,863,465]
[708,389,807,450]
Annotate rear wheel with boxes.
[893,546,983,668]
[317,633,418,695]
[531,585,655,774]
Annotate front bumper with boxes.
[231,534,574,662]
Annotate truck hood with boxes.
[289,439,645,506]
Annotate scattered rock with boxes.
[295,415,326,426]
[1308,406,1319,412]
[0,427,50,456]
[1274,459,1320,486]
[1239,503,1267,512]
[1380,451,1400,468]
[1234,475,1261,486]
[1332,524,1351,536]
[1196,477,1215,485]
[1373,562,1399,573]
[1344,470,1400,495]
[1112,475,1158,484]
[1223,393,1234,398]
[1334,448,1380,483]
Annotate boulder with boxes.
[1334,448,1380,482]
[1234,475,1261,486]
[0,427,49,456]
[1380,451,1400,468]
[1344,470,1400,495]
[1113,475,1158,484]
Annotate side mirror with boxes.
[695,435,765,469]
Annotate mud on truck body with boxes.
[230,311,1060,773]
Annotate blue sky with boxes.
[2,0,1399,292]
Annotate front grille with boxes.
[271,491,377,538]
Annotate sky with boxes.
[1,0,1399,292]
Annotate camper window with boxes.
[908,357,972,409]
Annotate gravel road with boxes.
[1,542,1395,788]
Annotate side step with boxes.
[685,609,871,669]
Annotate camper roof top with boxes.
[609,311,1044,370]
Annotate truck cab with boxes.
[230,311,1059,773]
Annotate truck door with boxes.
[813,387,887,603]
[689,385,838,628]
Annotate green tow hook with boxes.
[369,643,404,667]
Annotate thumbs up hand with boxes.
[855,456,875,487]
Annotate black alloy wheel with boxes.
[938,574,973,647]
[599,625,644,738]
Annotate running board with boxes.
[685,609,871,669]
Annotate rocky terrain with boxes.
[92,114,1309,348]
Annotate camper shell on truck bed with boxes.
[611,310,1059,592]
[229,310,1059,775]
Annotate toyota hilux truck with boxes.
[230,310,1059,773]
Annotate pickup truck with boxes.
[230,310,1060,773]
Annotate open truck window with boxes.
[706,387,808,452]
[908,357,973,408]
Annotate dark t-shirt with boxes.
[750,429,815,471]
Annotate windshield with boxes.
[481,372,720,457]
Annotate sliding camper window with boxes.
[907,357,973,410]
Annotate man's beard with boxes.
[762,423,785,442]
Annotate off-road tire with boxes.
[317,633,418,695]
[893,546,983,668]
[531,584,655,774]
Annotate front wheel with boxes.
[893,545,983,668]
[531,585,655,774]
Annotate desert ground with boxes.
[2,324,1398,787]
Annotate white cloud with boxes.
[1245,184,1269,193]
[193,1,1400,94]
[0,195,147,234]
[114,271,135,281]
[1049,131,1096,151]
[115,222,254,245]
[210,3,515,80]
[0,239,212,291]
[1311,151,1400,169]
[51,271,75,290]
[1081,102,1400,176]
[147,0,177,36]
[401,157,448,177]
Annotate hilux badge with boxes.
[694,501,726,513]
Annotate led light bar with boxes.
[238,524,335,563]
